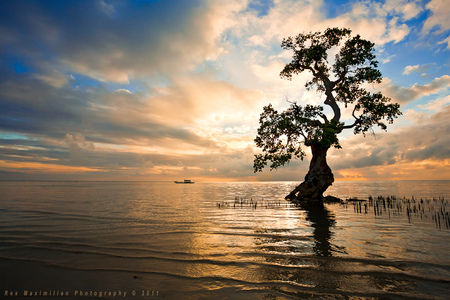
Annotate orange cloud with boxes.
[0,160,102,174]
[336,159,450,181]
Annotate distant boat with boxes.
[174,179,194,184]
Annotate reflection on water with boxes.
[251,201,433,298]
[0,181,449,299]
[301,203,336,257]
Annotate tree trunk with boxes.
[285,144,334,203]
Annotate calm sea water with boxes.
[0,180,449,299]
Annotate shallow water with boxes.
[0,181,449,299]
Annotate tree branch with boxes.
[306,65,317,77]
[324,95,341,123]
[318,112,328,124]
[314,63,341,123]
[342,105,361,129]
[351,104,358,120]
[342,120,361,129]
[332,66,347,86]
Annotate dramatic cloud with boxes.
[381,75,450,104]
[440,36,450,49]
[423,0,450,33]
[0,0,449,181]
[422,0,450,49]
[329,97,450,180]
[320,1,411,45]
[0,0,243,83]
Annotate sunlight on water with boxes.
[0,181,449,299]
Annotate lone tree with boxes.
[253,28,401,203]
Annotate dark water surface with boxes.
[0,181,449,299]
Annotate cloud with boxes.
[390,0,422,21]
[422,0,450,49]
[0,57,267,180]
[0,0,243,83]
[438,35,450,49]
[33,72,69,88]
[98,0,115,17]
[319,0,411,45]
[115,88,132,94]
[417,94,450,112]
[147,74,266,126]
[372,0,422,22]
[63,133,95,150]
[333,159,450,181]
[329,98,450,179]
[215,0,417,106]
[381,75,450,103]
[0,160,101,174]
[423,0,450,33]
[233,0,414,49]
[0,0,448,181]
[0,71,221,159]
[62,133,95,165]
[402,63,434,75]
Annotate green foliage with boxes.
[351,91,401,135]
[253,103,341,172]
[254,27,402,173]
[280,28,382,95]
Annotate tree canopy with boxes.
[254,27,401,173]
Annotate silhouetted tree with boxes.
[254,28,401,203]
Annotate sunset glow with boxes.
[0,0,449,181]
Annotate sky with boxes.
[0,0,449,182]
